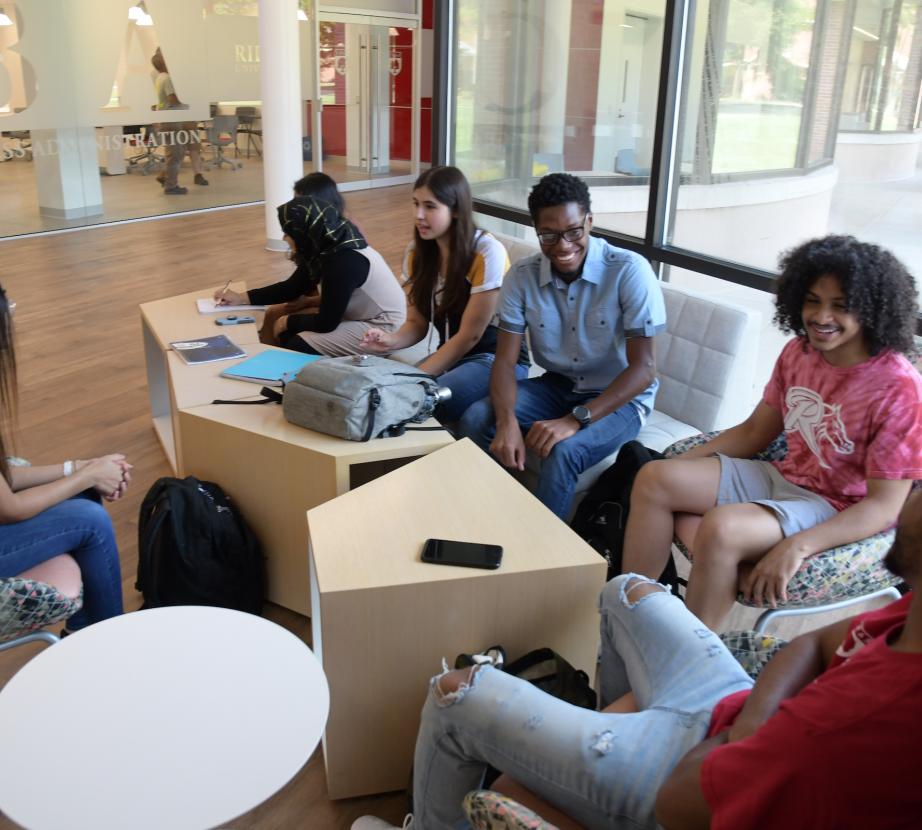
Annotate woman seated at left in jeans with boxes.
[0,286,129,633]
[359,166,529,422]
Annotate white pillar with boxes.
[99,127,127,176]
[32,128,104,219]
[258,0,304,251]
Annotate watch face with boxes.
[572,405,591,425]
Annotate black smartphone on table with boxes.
[421,538,503,570]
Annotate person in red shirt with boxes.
[655,489,922,829]
[354,491,921,830]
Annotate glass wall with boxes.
[316,16,418,186]
[453,0,666,239]
[840,0,921,131]
[0,0,427,240]
[698,0,817,175]
[0,0,271,237]
[451,0,922,287]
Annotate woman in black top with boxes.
[250,173,345,344]
[217,176,404,356]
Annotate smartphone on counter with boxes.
[216,315,257,326]
[421,538,503,570]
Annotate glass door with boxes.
[316,14,418,190]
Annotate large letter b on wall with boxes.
[0,5,38,117]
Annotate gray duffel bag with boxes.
[282,355,450,441]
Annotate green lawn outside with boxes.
[712,106,803,174]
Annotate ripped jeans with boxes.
[412,574,753,829]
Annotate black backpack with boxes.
[570,440,681,593]
[136,476,265,614]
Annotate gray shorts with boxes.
[716,454,837,537]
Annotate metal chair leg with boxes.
[753,585,903,635]
[0,630,61,654]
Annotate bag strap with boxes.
[361,387,381,442]
[393,371,436,380]
[212,387,283,406]
[135,487,172,602]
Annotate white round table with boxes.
[0,606,329,830]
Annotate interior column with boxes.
[32,127,104,220]
[258,0,304,251]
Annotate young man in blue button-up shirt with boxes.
[459,173,666,518]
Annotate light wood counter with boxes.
[308,439,607,799]
[140,282,263,471]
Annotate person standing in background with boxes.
[151,48,208,195]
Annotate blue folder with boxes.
[221,350,322,386]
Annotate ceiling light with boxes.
[128,5,142,20]
[297,9,309,21]
[136,11,154,26]
[0,9,13,26]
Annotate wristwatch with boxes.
[570,405,592,429]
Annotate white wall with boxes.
[0,0,283,130]
[835,133,922,183]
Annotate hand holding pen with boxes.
[213,280,246,307]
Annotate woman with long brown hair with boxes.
[0,286,128,632]
[360,166,528,422]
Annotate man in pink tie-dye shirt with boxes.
[622,235,922,630]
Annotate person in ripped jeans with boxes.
[354,490,922,830]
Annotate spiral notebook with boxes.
[170,335,246,365]
[221,350,321,386]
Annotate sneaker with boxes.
[350,815,413,830]
[194,173,209,186]
[463,790,556,829]
[455,644,506,670]
[163,185,188,195]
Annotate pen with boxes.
[218,280,231,305]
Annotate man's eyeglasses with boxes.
[536,217,588,247]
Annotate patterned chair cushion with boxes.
[664,431,789,463]
[720,629,788,680]
[0,577,83,643]
[663,432,903,608]
[463,790,559,830]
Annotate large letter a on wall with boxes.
[101,2,164,111]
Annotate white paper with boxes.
[196,298,267,314]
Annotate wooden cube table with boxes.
[308,439,607,799]
[179,402,455,615]
[140,283,262,472]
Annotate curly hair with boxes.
[527,173,591,223]
[774,235,918,356]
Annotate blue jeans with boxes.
[435,354,529,424]
[413,574,753,829]
[458,373,642,518]
[0,493,124,630]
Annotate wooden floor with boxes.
[0,148,414,238]
[0,185,416,830]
